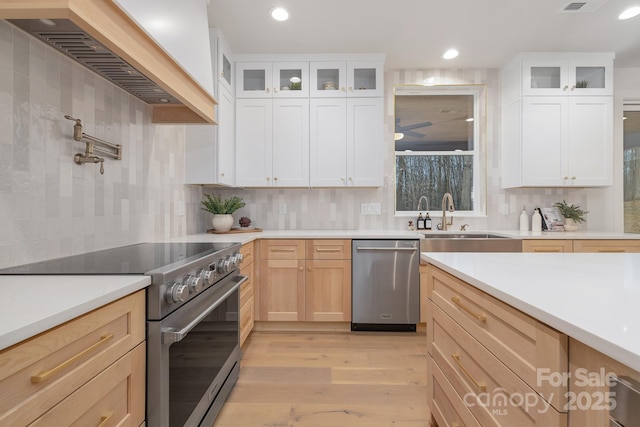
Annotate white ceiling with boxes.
[207,0,640,70]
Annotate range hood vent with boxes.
[9,19,180,105]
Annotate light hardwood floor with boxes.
[212,330,429,427]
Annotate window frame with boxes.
[393,84,487,218]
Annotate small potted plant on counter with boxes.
[553,200,588,231]
[201,194,245,232]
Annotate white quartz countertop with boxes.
[164,229,640,244]
[0,275,150,351]
[421,252,640,372]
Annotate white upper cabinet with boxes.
[310,61,383,97]
[235,98,309,187]
[521,53,613,97]
[185,29,235,185]
[236,62,309,98]
[501,52,614,188]
[214,29,234,95]
[310,97,383,187]
[113,0,214,97]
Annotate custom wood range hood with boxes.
[0,0,216,124]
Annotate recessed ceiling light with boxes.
[443,49,459,60]
[619,6,640,20]
[466,118,474,122]
[394,133,405,141]
[39,18,56,26]
[270,7,290,21]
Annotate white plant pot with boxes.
[211,214,234,232]
[563,218,578,232]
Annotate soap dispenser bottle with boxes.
[425,213,432,230]
[519,206,529,232]
[417,213,425,230]
[532,208,542,232]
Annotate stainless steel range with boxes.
[0,242,246,427]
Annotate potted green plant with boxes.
[553,200,588,231]
[201,194,245,232]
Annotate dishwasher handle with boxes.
[355,246,417,252]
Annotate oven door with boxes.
[147,272,247,427]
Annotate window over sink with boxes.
[394,85,486,216]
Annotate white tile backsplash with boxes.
[0,21,202,269]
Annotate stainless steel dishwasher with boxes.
[351,239,420,331]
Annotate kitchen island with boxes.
[422,251,640,427]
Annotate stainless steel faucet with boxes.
[440,192,455,231]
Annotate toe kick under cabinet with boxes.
[0,291,145,427]
[425,265,568,427]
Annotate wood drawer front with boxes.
[429,356,482,427]
[0,291,145,426]
[426,266,568,411]
[240,265,254,307]
[240,295,254,346]
[429,301,567,426]
[522,240,573,252]
[30,342,145,427]
[260,239,305,260]
[572,240,640,253]
[306,239,351,260]
[240,241,255,265]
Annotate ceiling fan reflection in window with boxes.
[395,118,432,140]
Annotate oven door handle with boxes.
[161,275,247,344]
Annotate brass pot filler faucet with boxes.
[65,115,122,175]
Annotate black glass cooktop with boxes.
[0,242,237,275]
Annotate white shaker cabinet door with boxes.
[567,96,613,186]
[236,99,273,186]
[272,99,310,187]
[521,97,568,187]
[347,98,384,186]
[310,98,348,186]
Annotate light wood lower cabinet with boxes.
[572,239,640,253]
[523,239,640,253]
[240,241,255,346]
[0,290,145,427]
[522,239,573,252]
[257,239,351,322]
[426,265,568,427]
[569,338,640,427]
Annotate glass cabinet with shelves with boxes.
[522,54,614,96]
[310,61,383,97]
[236,62,309,98]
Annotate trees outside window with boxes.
[623,107,640,233]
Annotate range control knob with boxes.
[185,275,204,293]
[216,258,230,274]
[166,282,188,303]
[200,269,216,285]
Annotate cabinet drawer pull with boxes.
[451,296,486,324]
[315,248,341,252]
[533,249,561,252]
[270,248,296,253]
[31,333,114,383]
[598,249,625,253]
[98,410,113,427]
[452,353,486,392]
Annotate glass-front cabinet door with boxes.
[236,62,272,98]
[272,62,309,97]
[310,61,347,97]
[522,56,613,96]
[347,61,383,97]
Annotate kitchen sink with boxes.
[421,233,522,252]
